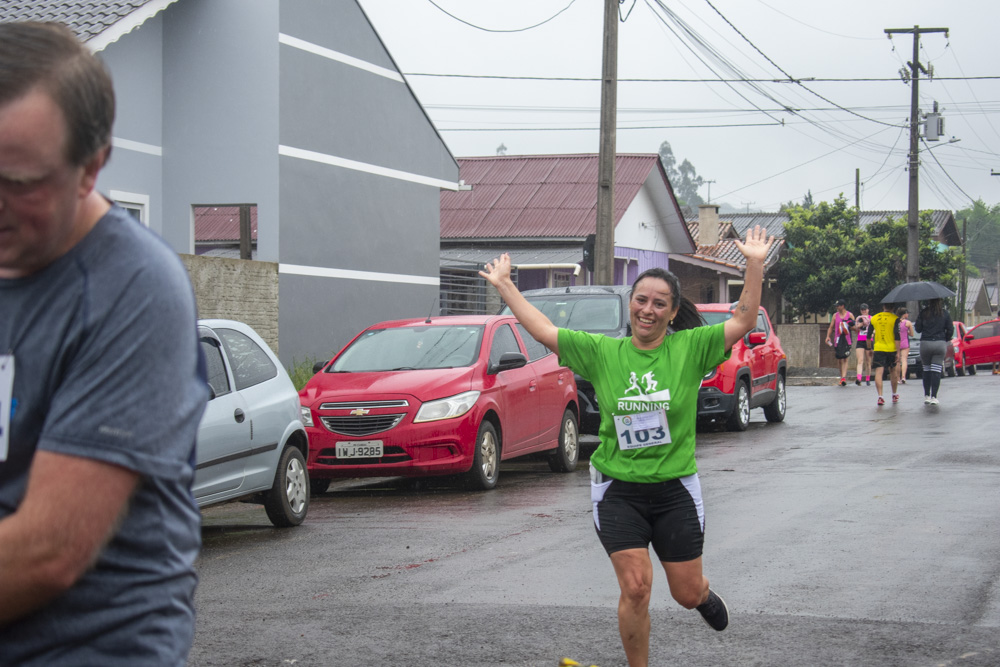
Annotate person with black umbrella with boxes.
[914,298,954,405]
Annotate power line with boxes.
[423,0,579,33]
[404,72,1000,82]
[436,121,785,132]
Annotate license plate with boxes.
[336,440,383,459]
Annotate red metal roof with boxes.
[441,154,668,240]
[194,206,257,242]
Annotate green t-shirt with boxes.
[558,323,728,483]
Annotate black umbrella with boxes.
[880,281,956,303]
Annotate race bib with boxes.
[613,408,671,450]
[0,355,13,462]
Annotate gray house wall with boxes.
[95,14,164,233]
[161,0,280,258]
[275,0,459,365]
[91,0,458,368]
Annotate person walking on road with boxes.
[896,307,916,383]
[914,298,954,405]
[826,299,854,386]
[480,226,775,667]
[0,22,207,664]
[853,304,872,386]
[867,303,901,405]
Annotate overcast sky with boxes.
[357,0,1000,214]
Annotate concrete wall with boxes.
[181,255,280,354]
[776,324,820,368]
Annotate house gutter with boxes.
[513,263,582,276]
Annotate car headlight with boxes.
[299,405,314,427]
[414,390,481,423]
[703,368,718,380]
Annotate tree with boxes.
[778,196,962,319]
[658,140,704,206]
[956,200,1000,280]
[779,190,815,213]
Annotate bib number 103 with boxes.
[613,408,671,450]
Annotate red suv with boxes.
[695,303,788,431]
[962,318,1000,373]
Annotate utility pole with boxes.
[855,168,860,222]
[884,25,948,286]
[960,216,967,320]
[742,201,755,214]
[703,179,716,204]
[595,0,618,285]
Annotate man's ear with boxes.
[78,145,111,196]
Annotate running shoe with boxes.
[840,378,846,386]
[892,394,900,403]
[696,589,729,631]
[930,397,940,405]
[877,396,885,406]
[855,378,861,386]
[866,379,871,386]
[924,396,931,404]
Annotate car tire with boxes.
[945,358,955,377]
[725,380,751,432]
[548,409,579,473]
[310,478,331,495]
[466,421,500,490]
[763,373,786,423]
[966,355,976,375]
[264,446,310,527]
[956,363,965,377]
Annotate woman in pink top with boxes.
[825,299,854,386]
[896,307,916,382]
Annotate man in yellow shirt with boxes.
[867,302,901,405]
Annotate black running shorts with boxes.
[591,466,705,563]
[872,350,897,369]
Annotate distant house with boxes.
[439,154,696,314]
[961,277,994,324]
[2,0,460,363]
[675,206,785,318]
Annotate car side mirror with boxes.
[313,360,328,374]
[489,352,528,374]
[745,331,766,347]
[964,334,974,343]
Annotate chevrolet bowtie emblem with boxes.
[349,408,370,416]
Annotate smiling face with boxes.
[629,276,679,350]
[0,87,102,278]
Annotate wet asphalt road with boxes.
[190,372,1000,667]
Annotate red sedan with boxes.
[300,315,579,492]
[961,318,1000,374]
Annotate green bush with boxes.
[287,357,322,392]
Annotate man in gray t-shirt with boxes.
[0,22,207,664]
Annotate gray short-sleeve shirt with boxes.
[0,204,208,665]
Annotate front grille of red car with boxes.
[321,414,405,436]
[316,446,410,466]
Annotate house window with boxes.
[110,190,149,226]
[193,204,257,259]
[553,271,573,289]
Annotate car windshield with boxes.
[699,310,732,326]
[509,296,622,333]
[330,325,484,372]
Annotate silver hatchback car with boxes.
[196,319,309,526]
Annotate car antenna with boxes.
[425,296,437,324]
